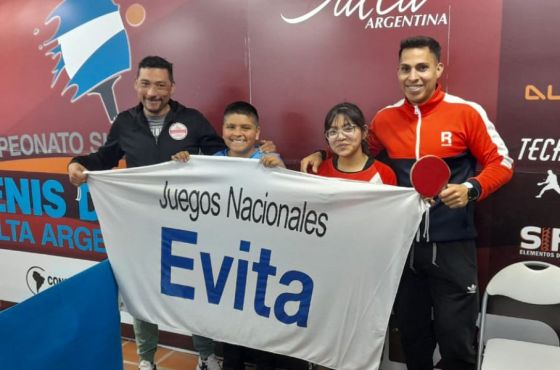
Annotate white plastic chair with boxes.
[477,261,560,370]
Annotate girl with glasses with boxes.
[316,102,396,185]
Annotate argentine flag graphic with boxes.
[45,0,131,122]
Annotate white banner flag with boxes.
[86,156,426,370]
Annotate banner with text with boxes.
[87,156,426,370]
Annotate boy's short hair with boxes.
[223,101,259,126]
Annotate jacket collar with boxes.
[403,85,444,116]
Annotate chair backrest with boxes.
[486,261,560,305]
[477,261,560,370]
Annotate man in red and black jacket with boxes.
[302,36,513,370]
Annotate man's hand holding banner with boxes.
[86,156,426,370]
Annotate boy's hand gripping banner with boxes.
[86,156,426,370]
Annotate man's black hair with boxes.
[137,56,174,82]
[399,36,441,62]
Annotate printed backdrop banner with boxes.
[86,156,426,370]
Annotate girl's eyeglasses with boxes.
[325,124,359,140]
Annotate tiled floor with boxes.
[122,339,201,370]
[121,340,300,370]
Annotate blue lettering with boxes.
[31,179,42,215]
[78,184,97,221]
[5,177,31,214]
[0,177,66,218]
[0,219,35,244]
[0,177,4,212]
[92,229,106,253]
[41,223,57,246]
[161,227,197,299]
[19,221,35,243]
[39,223,105,253]
[201,253,234,304]
[42,180,66,218]
[57,224,74,248]
[0,225,7,241]
[159,227,315,327]
[75,226,92,251]
[234,240,250,310]
[274,271,313,327]
[6,220,20,240]
[252,248,277,318]
[3,220,13,241]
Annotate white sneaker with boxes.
[196,353,221,370]
[138,359,156,370]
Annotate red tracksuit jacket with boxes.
[369,85,513,241]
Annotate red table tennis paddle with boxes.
[410,155,451,197]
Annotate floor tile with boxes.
[122,339,200,370]
[157,350,199,369]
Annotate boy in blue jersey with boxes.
[172,101,283,370]
[214,101,284,168]
[172,101,283,168]
[218,101,283,370]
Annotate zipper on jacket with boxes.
[414,105,421,160]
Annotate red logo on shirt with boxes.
[169,122,188,140]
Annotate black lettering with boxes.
[227,186,242,218]
[211,192,221,216]
[316,213,328,237]
[178,189,189,211]
[159,181,169,208]
[304,210,317,235]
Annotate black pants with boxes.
[395,240,478,370]
[222,343,276,370]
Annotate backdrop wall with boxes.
[1,0,559,365]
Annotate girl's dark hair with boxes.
[324,102,370,154]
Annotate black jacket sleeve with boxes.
[193,111,226,155]
[69,115,125,170]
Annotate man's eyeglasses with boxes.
[137,81,171,92]
[325,124,359,140]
